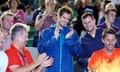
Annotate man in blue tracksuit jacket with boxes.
[37,6,81,72]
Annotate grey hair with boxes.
[10,23,29,40]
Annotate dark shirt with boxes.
[32,8,44,23]
[78,29,104,68]
[97,22,120,33]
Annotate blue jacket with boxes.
[38,24,80,72]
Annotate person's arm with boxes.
[9,53,47,72]
[35,57,54,72]
[35,13,48,31]
[97,17,105,25]
[9,62,40,72]
[65,29,81,56]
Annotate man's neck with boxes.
[56,22,63,30]
[13,42,24,54]
[10,8,17,13]
[88,27,97,38]
[104,48,114,55]
[1,28,9,38]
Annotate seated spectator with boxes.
[98,2,120,29]
[5,23,53,72]
[33,0,57,47]
[0,11,14,51]
[25,5,33,25]
[7,0,26,24]
[88,28,120,72]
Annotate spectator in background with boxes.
[0,11,14,51]
[6,23,53,72]
[73,0,100,36]
[25,5,33,25]
[32,0,57,47]
[97,3,120,32]
[38,6,80,72]
[7,0,26,24]
[0,30,8,72]
[0,0,8,14]
[74,0,85,36]
[97,2,120,50]
[98,2,120,29]
[32,0,45,26]
[88,28,120,72]
[0,0,26,13]
[35,0,57,31]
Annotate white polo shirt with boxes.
[0,51,8,72]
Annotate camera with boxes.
[14,16,19,20]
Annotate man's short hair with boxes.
[10,23,29,40]
[102,28,117,39]
[81,12,95,20]
[57,5,73,16]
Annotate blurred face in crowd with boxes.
[85,0,92,5]
[2,15,14,31]
[102,33,116,52]
[58,12,71,27]
[45,0,56,12]
[106,11,116,24]
[82,16,96,32]
[9,0,18,8]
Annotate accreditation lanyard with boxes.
[17,51,28,66]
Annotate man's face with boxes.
[106,11,116,24]
[82,16,95,32]
[2,15,14,31]
[0,36,4,50]
[17,30,28,48]
[102,34,116,51]
[58,12,71,27]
